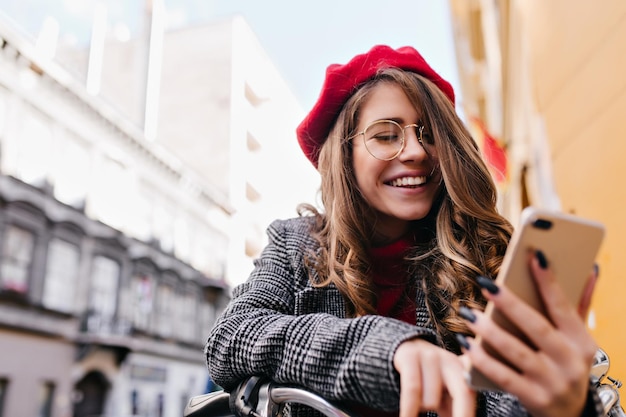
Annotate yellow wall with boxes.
[450,0,626,390]
[523,0,626,384]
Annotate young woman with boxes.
[205,45,602,417]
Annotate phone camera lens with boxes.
[532,219,553,230]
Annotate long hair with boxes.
[299,67,512,342]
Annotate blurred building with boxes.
[0,20,232,417]
[149,16,320,286]
[449,0,626,386]
[0,18,235,417]
[0,3,320,416]
[57,6,320,288]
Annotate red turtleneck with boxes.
[350,235,417,417]
[369,235,416,324]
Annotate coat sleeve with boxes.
[204,218,437,411]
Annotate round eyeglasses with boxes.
[347,119,433,161]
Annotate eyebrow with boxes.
[371,117,423,125]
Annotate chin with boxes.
[397,210,432,221]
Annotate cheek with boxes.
[352,151,375,192]
[353,158,386,199]
[424,143,439,161]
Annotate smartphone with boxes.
[466,206,605,391]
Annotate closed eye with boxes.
[370,133,401,143]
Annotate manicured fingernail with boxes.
[476,275,499,294]
[459,306,476,323]
[535,250,548,269]
[456,333,470,350]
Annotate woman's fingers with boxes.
[460,251,599,417]
[398,370,422,417]
[461,305,552,384]
[395,339,475,417]
[395,342,423,417]
[474,253,595,360]
[420,347,475,417]
[418,346,443,409]
[441,356,476,417]
[476,278,564,359]
[462,328,590,417]
[462,334,543,400]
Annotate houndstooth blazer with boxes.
[205,216,603,417]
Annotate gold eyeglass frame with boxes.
[347,119,427,161]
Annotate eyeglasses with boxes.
[347,119,433,161]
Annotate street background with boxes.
[0,1,624,417]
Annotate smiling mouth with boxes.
[387,176,429,187]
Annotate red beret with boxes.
[296,45,455,167]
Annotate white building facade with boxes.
[146,16,321,288]
[0,18,231,417]
[0,6,322,416]
[84,12,321,288]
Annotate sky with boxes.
[209,0,461,112]
[0,0,461,112]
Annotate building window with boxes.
[0,378,8,417]
[88,256,120,333]
[0,225,35,293]
[177,291,197,342]
[131,274,154,332]
[155,283,173,338]
[37,381,55,417]
[43,238,80,313]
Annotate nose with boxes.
[397,126,429,162]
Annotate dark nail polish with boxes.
[535,250,548,269]
[593,263,600,277]
[476,275,499,294]
[459,306,476,323]
[456,333,470,350]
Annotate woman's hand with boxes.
[394,338,476,417]
[460,251,599,417]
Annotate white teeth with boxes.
[390,176,427,187]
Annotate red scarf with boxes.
[351,235,417,417]
[369,235,416,324]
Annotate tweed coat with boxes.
[205,216,603,417]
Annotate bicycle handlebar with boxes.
[268,385,355,417]
[184,377,359,417]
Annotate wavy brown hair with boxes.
[299,67,513,346]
